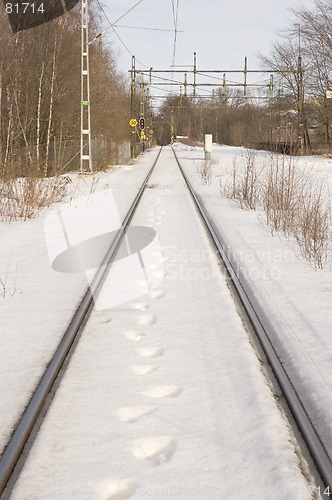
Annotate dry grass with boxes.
[0,175,71,222]
[198,158,218,185]
[222,150,332,269]
[264,154,305,235]
[223,150,263,210]
[294,185,331,269]
[0,256,23,298]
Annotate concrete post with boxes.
[204,134,212,160]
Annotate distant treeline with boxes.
[154,0,332,156]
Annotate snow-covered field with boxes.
[1,144,331,499]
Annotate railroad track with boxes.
[1,144,331,497]
[171,146,332,494]
[0,148,163,497]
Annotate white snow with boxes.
[175,142,332,459]
[2,145,330,498]
[0,152,156,457]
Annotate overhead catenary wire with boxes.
[171,0,180,64]
[94,0,148,68]
[113,24,183,33]
[170,0,180,87]
[94,0,181,72]
[94,0,187,103]
[113,0,145,25]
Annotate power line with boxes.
[113,24,183,33]
[95,0,148,67]
[113,0,145,25]
[171,0,180,71]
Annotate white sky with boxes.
[101,0,315,77]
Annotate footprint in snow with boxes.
[149,289,165,300]
[95,313,112,324]
[136,314,156,326]
[141,385,182,398]
[131,302,150,311]
[95,478,137,499]
[115,405,156,423]
[137,280,150,289]
[152,252,166,264]
[129,436,176,465]
[123,330,144,341]
[130,365,158,375]
[136,347,163,358]
[147,263,162,270]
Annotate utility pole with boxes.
[0,72,2,168]
[268,75,274,145]
[139,76,145,120]
[297,51,304,154]
[170,110,175,143]
[130,55,136,158]
[139,76,146,152]
[80,0,93,173]
[193,52,197,97]
[296,24,309,155]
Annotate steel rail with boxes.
[171,146,332,491]
[0,147,163,496]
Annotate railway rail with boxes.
[171,146,332,494]
[0,149,163,496]
[1,144,331,497]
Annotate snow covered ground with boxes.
[175,143,332,459]
[0,151,155,457]
[1,144,331,498]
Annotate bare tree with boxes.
[0,0,131,178]
[291,0,332,149]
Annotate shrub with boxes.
[0,175,71,222]
[222,150,332,269]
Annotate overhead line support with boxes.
[80,0,93,173]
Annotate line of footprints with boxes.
[99,195,181,499]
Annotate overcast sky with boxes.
[101,0,315,75]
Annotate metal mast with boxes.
[80,0,92,173]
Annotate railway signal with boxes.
[139,117,145,130]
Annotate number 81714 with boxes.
[5,3,45,14]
